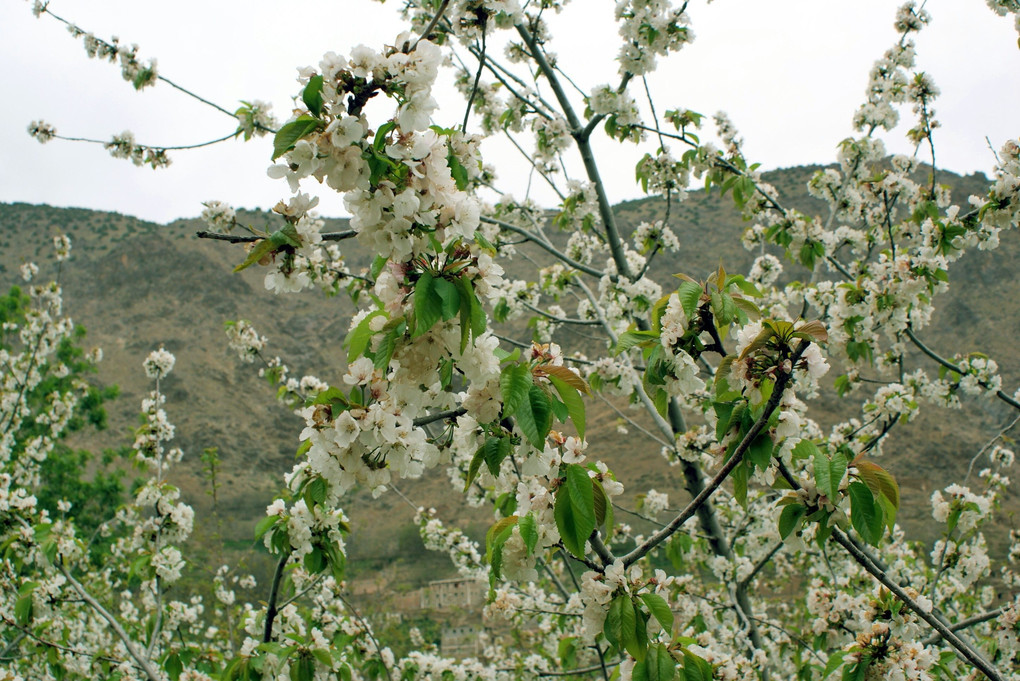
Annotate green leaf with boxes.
[732,296,761,321]
[728,276,762,297]
[500,364,533,418]
[876,492,897,533]
[164,652,184,681]
[554,465,596,558]
[302,75,324,117]
[549,395,568,422]
[373,322,403,371]
[311,386,348,408]
[465,443,486,491]
[792,438,819,461]
[367,151,391,185]
[14,594,32,626]
[854,460,900,510]
[814,447,847,502]
[613,329,659,356]
[731,460,748,509]
[483,436,510,477]
[543,365,590,394]
[604,593,628,650]
[592,478,608,527]
[639,593,674,633]
[255,514,278,541]
[345,310,387,363]
[549,374,586,438]
[370,255,388,280]
[373,121,396,151]
[794,319,829,343]
[746,432,773,471]
[652,386,668,418]
[842,656,871,681]
[619,595,647,661]
[676,281,702,319]
[710,291,737,326]
[682,650,714,681]
[129,553,153,579]
[455,276,485,352]
[290,652,315,681]
[433,277,460,320]
[516,384,553,449]
[304,546,327,573]
[485,515,518,581]
[566,463,596,522]
[713,402,735,441]
[447,149,470,190]
[518,513,538,554]
[848,481,884,546]
[715,357,739,400]
[234,238,278,272]
[738,325,776,359]
[132,66,155,90]
[603,591,644,660]
[272,116,321,160]
[633,643,676,681]
[778,503,806,539]
[413,272,442,337]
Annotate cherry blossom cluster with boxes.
[199,200,237,231]
[27,119,56,144]
[104,131,171,169]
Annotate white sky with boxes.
[1,0,1017,224]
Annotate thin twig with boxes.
[337,593,394,681]
[965,413,1020,483]
[49,130,239,151]
[481,217,605,278]
[597,394,672,449]
[411,0,451,52]
[0,618,128,667]
[462,24,487,132]
[277,573,328,611]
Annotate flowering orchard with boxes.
[6,1,1020,680]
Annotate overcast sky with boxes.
[1,1,1017,224]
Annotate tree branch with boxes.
[905,326,1020,411]
[58,564,160,681]
[413,407,467,427]
[514,22,634,281]
[621,343,807,567]
[830,529,1004,681]
[589,529,615,566]
[195,229,357,243]
[921,606,1008,646]
[262,553,290,643]
[481,217,606,279]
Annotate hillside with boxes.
[2,163,1017,614]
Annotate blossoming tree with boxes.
[5,1,1020,680]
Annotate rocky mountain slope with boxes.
[2,163,1016,597]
